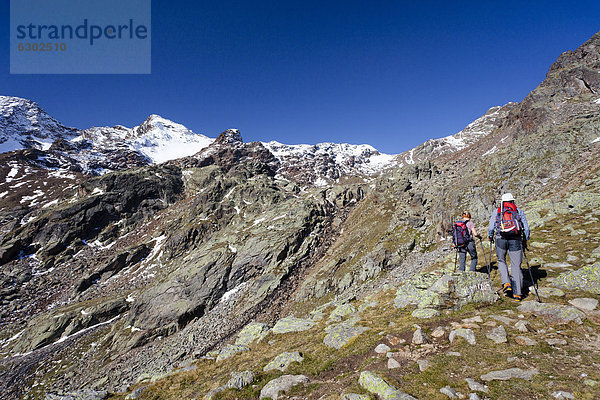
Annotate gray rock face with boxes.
[480,368,538,381]
[486,326,507,344]
[272,317,315,334]
[517,301,587,325]
[263,351,304,372]
[358,371,418,400]
[259,374,309,400]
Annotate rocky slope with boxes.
[0,30,599,400]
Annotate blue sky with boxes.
[1,1,599,154]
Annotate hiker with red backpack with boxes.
[487,193,530,302]
[453,212,482,271]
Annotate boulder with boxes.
[323,322,369,349]
[412,327,428,345]
[263,351,304,372]
[554,263,600,294]
[465,378,488,393]
[328,303,357,322]
[375,343,392,354]
[449,328,476,345]
[216,344,249,362]
[259,375,308,400]
[480,368,538,381]
[568,297,598,311]
[358,371,418,400]
[226,370,255,389]
[537,287,565,298]
[411,308,440,319]
[439,386,458,398]
[514,336,537,346]
[272,317,315,334]
[552,391,575,399]
[235,322,270,346]
[486,326,507,344]
[517,301,586,325]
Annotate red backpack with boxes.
[496,202,521,237]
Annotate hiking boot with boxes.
[513,294,522,302]
[502,283,512,295]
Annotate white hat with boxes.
[501,193,515,202]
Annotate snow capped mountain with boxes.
[262,141,397,185]
[78,114,214,165]
[0,94,510,184]
[0,96,79,153]
[0,96,215,174]
[398,102,517,166]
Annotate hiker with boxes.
[456,212,481,272]
[487,193,530,301]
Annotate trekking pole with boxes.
[453,247,458,273]
[478,238,491,279]
[523,248,541,303]
[488,238,494,278]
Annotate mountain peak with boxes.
[215,129,243,145]
[0,95,78,153]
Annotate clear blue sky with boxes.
[1,1,599,153]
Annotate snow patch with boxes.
[483,146,498,156]
[592,136,600,143]
[220,282,248,303]
[594,98,600,104]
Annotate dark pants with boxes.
[495,237,523,296]
[458,240,478,272]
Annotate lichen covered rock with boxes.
[554,263,600,294]
[235,322,270,346]
[216,344,250,362]
[323,322,370,349]
[358,371,418,399]
[517,301,586,325]
[272,317,315,334]
[264,351,304,372]
[259,374,309,399]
